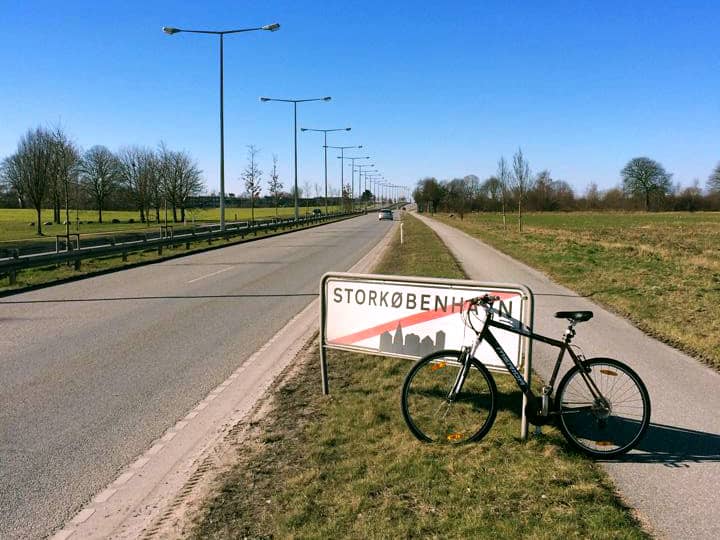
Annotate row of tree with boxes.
[0,127,204,235]
[414,150,720,230]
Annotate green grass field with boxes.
[0,205,343,244]
[191,214,647,539]
[432,211,720,370]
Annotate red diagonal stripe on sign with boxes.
[328,291,518,346]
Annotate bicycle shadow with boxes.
[496,391,720,466]
[604,422,720,466]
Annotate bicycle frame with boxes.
[462,310,607,416]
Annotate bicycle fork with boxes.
[446,344,476,401]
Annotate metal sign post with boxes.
[319,272,534,439]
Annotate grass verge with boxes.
[190,214,648,539]
[430,211,720,370]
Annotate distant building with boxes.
[436,330,445,350]
[419,336,434,357]
[392,322,404,353]
[379,331,393,352]
[376,322,445,357]
[405,333,420,356]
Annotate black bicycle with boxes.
[401,294,651,457]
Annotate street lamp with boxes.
[365,173,382,207]
[352,163,375,207]
[329,145,362,210]
[300,127,350,214]
[261,96,332,219]
[163,23,280,232]
[344,156,371,208]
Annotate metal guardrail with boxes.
[0,211,362,286]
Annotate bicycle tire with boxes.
[556,357,651,457]
[401,350,498,444]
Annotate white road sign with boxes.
[322,273,531,371]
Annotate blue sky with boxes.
[1,0,719,196]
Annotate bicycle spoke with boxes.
[557,359,650,457]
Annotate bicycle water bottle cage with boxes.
[554,311,593,323]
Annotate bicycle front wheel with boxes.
[401,350,498,444]
[556,358,651,457]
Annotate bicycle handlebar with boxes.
[469,294,501,307]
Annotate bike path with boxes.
[415,213,720,540]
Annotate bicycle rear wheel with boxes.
[556,358,650,457]
[401,350,498,444]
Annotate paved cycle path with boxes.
[415,213,720,540]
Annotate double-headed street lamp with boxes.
[162,23,280,232]
[260,96,332,219]
[348,162,375,210]
[345,156,371,208]
[329,145,362,210]
[300,127,350,214]
[366,173,382,205]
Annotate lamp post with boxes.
[345,156,371,208]
[260,96,332,219]
[379,181,388,205]
[300,127,350,214]
[352,164,375,207]
[162,23,280,232]
[366,174,382,207]
[329,145,362,210]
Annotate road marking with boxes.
[113,472,134,486]
[130,457,150,469]
[71,508,96,525]
[147,443,164,455]
[185,411,198,420]
[186,266,233,284]
[94,488,118,503]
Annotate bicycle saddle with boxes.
[555,311,593,323]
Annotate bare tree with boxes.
[621,157,672,211]
[144,152,162,223]
[511,148,532,232]
[174,150,204,223]
[268,154,283,216]
[78,145,120,223]
[47,127,80,228]
[497,157,510,229]
[10,128,56,234]
[445,177,473,219]
[117,146,155,224]
[242,145,262,222]
[157,142,178,221]
[480,176,502,211]
[706,162,720,194]
[0,153,25,208]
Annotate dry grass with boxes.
[432,211,720,369]
[190,215,648,539]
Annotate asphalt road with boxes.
[416,213,720,540]
[0,213,393,540]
